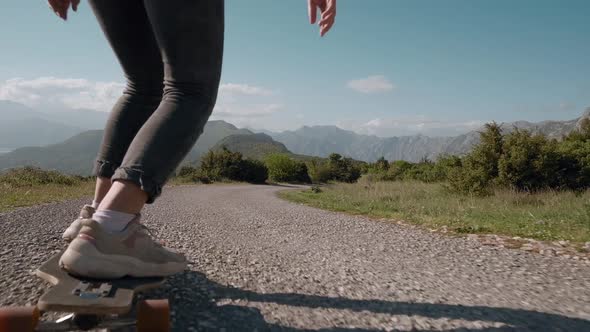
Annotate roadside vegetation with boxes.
[280,180,590,242]
[1,145,360,212]
[282,119,590,243]
[174,145,361,185]
[3,121,589,243]
[0,166,94,212]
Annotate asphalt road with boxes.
[1,184,589,331]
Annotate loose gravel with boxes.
[1,184,589,331]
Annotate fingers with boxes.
[308,0,336,36]
[48,0,72,20]
[62,0,69,20]
[319,0,336,36]
[48,0,61,16]
[317,0,327,13]
[308,0,317,24]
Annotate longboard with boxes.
[0,251,170,331]
[36,250,164,314]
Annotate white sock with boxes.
[91,200,100,209]
[93,209,137,233]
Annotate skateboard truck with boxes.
[72,281,112,299]
[34,313,135,331]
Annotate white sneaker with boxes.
[62,204,96,242]
[60,217,187,278]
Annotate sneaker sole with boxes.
[59,239,187,279]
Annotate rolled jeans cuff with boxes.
[111,167,162,204]
[94,159,119,178]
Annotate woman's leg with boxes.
[60,0,225,278]
[62,0,163,240]
[87,0,165,208]
[100,0,225,210]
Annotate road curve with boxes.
[1,184,589,331]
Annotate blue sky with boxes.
[1,0,589,136]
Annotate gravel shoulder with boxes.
[1,184,589,331]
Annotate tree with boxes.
[448,122,503,195]
[264,153,311,183]
[199,146,268,183]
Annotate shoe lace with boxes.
[139,224,165,247]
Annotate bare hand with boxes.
[308,0,336,37]
[47,0,80,21]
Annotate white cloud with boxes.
[347,75,394,94]
[0,77,279,116]
[213,83,282,120]
[336,116,484,137]
[0,77,124,112]
[219,83,273,96]
[213,103,283,117]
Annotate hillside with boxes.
[211,133,290,160]
[0,130,103,175]
[0,100,84,149]
[0,121,257,175]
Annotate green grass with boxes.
[279,177,590,243]
[0,182,95,212]
[0,166,248,213]
[0,167,96,212]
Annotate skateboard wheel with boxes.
[0,306,39,332]
[137,299,170,332]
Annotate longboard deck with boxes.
[35,251,164,315]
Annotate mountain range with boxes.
[0,100,85,149]
[0,99,588,174]
[0,120,257,175]
[263,108,590,162]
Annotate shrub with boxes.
[264,153,311,183]
[199,146,268,183]
[433,154,462,180]
[199,146,244,181]
[311,163,333,183]
[176,166,211,184]
[327,153,361,183]
[177,165,197,178]
[497,129,559,191]
[0,166,81,187]
[449,122,504,195]
[238,159,268,184]
[448,120,590,194]
[374,156,389,172]
[310,185,322,193]
[383,160,413,181]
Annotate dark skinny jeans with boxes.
[88,0,224,203]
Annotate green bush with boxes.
[449,120,590,194]
[556,118,590,190]
[311,163,333,183]
[264,153,311,183]
[315,119,590,194]
[434,154,462,180]
[0,166,82,187]
[449,122,504,195]
[177,165,197,178]
[327,153,361,183]
[176,166,211,184]
[498,129,561,191]
[238,159,268,184]
[199,146,268,183]
[364,157,451,183]
[382,160,413,181]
